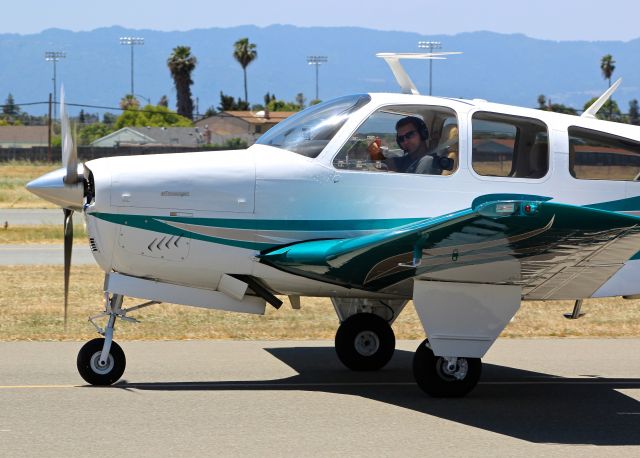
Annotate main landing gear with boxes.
[76,293,157,386]
[334,313,395,371]
[412,339,482,397]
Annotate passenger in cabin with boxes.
[367,116,447,174]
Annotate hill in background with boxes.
[0,25,638,115]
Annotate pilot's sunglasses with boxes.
[396,130,417,143]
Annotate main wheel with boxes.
[413,339,481,397]
[77,338,126,386]
[335,313,395,371]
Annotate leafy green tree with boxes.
[264,92,276,106]
[537,94,547,110]
[78,123,114,145]
[583,97,621,121]
[548,103,577,115]
[218,92,249,111]
[119,94,140,111]
[103,112,118,125]
[167,46,197,119]
[309,99,322,106]
[223,137,249,149]
[233,38,257,104]
[295,93,306,109]
[629,99,639,125]
[158,95,169,107]
[267,98,302,112]
[114,105,193,129]
[2,93,20,117]
[203,106,217,117]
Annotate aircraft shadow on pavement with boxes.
[117,346,640,446]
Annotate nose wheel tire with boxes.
[77,338,126,386]
[335,313,395,371]
[412,338,481,397]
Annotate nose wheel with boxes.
[335,313,395,371]
[412,339,481,397]
[77,338,126,386]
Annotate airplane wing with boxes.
[259,195,640,300]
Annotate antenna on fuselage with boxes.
[581,77,623,119]
[376,52,463,95]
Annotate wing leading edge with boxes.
[259,196,640,298]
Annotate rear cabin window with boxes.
[568,126,640,181]
[472,112,549,178]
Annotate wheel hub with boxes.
[354,331,380,357]
[437,357,468,381]
[89,351,114,375]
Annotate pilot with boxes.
[367,116,440,174]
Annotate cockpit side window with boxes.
[332,104,458,175]
[255,94,371,158]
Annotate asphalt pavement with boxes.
[0,209,61,226]
[0,339,639,457]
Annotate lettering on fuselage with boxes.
[161,191,190,197]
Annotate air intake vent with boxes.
[89,237,99,252]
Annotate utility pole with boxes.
[120,36,145,95]
[417,41,442,95]
[44,51,66,119]
[306,56,328,100]
[47,93,52,162]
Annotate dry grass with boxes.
[0,161,60,208]
[1,264,639,341]
[0,225,87,244]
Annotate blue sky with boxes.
[3,0,639,41]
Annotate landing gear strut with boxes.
[412,339,482,397]
[77,292,158,386]
[335,313,395,371]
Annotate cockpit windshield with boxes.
[255,94,371,158]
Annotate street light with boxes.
[306,56,328,100]
[44,51,66,119]
[417,41,442,95]
[119,36,144,96]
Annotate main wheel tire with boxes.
[413,339,481,397]
[77,338,126,386]
[335,313,395,371]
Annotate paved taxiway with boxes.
[0,339,638,457]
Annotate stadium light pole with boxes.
[418,41,442,95]
[120,36,145,96]
[306,56,328,100]
[44,51,66,119]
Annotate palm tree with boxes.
[600,54,616,120]
[167,46,197,120]
[233,38,257,104]
[600,54,616,87]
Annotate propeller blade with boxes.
[63,208,74,330]
[60,86,78,185]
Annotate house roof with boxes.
[90,127,205,147]
[0,126,49,145]
[199,111,297,126]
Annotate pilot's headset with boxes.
[396,116,429,149]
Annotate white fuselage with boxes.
[83,93,640,300]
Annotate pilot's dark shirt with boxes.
[389,154,438,174]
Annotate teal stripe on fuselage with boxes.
[89,212,424,251]
[586,196,640,212]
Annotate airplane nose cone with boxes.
[26,165,85,210]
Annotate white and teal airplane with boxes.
[27,56,640,397]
